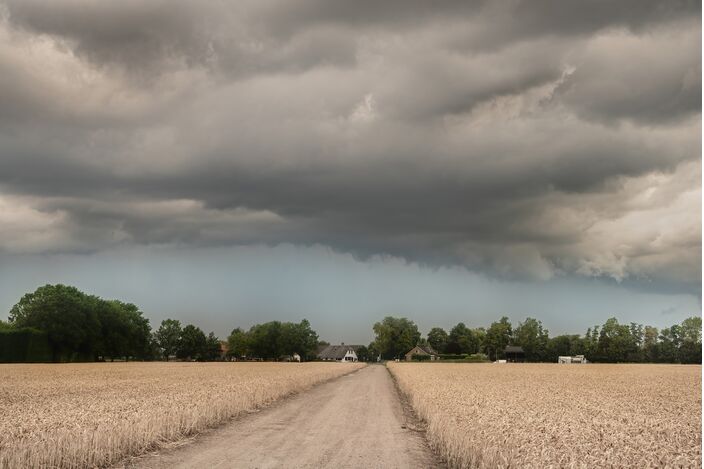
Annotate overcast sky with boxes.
[0,1,700,343]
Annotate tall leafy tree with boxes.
[678,316,702,364]
[203,332,222,361]
[96,299,130,361]
[427,327,449,353]
[247,321,284,359]
[596,317,639,362]
[447,323,479,354]
[680,317,702,343]
[657,325,682,363]
[514,317,549,361]
[355,345,370,362]
[177,324,207,360]
[483,316,513,360]
[95,300,151,361]
[9,284,101,361]
[154,319,182,361]
[227,327,249,359]
[371,316,421,359]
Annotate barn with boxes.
[504,345,525,362]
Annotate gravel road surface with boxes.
[132,364,443,468]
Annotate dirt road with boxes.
[133,365,444,468]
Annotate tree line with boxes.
[1,284,701,364]
[1,284,322,362]
[369,315,702,364]
[225,320,319,361]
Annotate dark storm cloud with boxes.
[0,0,700,292]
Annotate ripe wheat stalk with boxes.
[0,362,364,468]
[388,362,701,468]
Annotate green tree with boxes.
[177,324,207,360]
[642,325,659,362]
[367,341,380,361]
[371,316,421,359]
[473,327,487,352]
[657,325,681,363]
[203,332,222,361]
[483,316,513,360]
[9,284,101,361]
[154,319,182,361]
[447,323,479,354]
[95,300,151,361]
[514,317,549,362]
[227,327,249,359]
[281,319,319,360]
[596,317,639,362]
[678,316,702,364]
[247,321,284,359]
[427,327,448,353]
[96,300,130,361]
[355,345,370,362]
[680,317,702,343]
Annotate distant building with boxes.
[317,344,362,362]
[558,355,587,364]
[504,345,525,362]
[404,345,439,361]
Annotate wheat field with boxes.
[0,362,364,468]
[388,362,701,468]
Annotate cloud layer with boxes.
[0,0,700,293]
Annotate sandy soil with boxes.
[129,365,444,469]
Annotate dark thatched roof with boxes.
[317,345,362,360]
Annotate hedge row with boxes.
[0,328,52,362]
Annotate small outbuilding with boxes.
[504,345,525,363]
[404,345,439,361]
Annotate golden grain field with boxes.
[388,362,701,468]
[0,362,365,468]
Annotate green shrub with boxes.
[439,353,467,360]
[466,353,489,362]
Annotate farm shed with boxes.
[317,344,361,362]
[404,345,439,361]
[504,345,525,362]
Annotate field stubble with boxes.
[0,362,365,468]
[388,362,701,468]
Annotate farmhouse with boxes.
[405,345,439,361]
[317,344,361,362]
[504,345,525,362]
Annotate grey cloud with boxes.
[0,0,700,295]
[556,24,701,124]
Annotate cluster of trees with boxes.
[1,284,323,363]
[153,319,222,361]
[1,284,228,362]
[372,315,702,364]
[6,284,152,362]
[225,320,319,361]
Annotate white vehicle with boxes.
[558,355,587,364]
